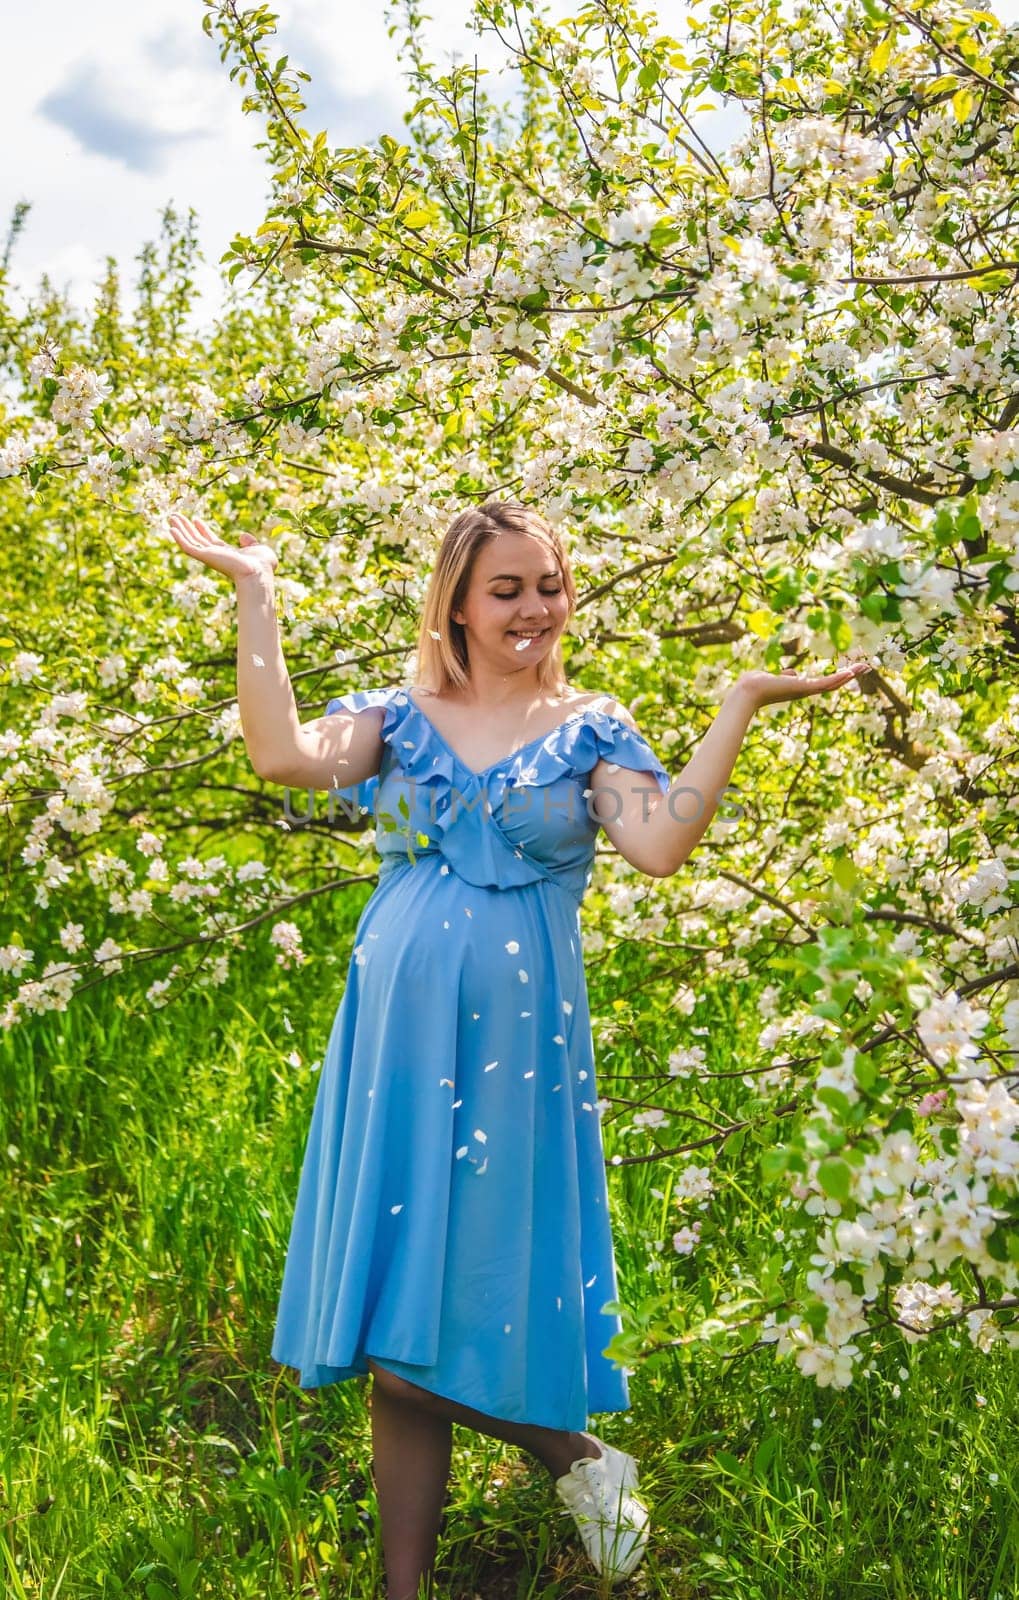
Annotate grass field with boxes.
[2,875,1016,1599]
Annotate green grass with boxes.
[2,887,1016,1599]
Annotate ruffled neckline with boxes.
[326,684,673,798]
[404,689,605,780]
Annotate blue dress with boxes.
[270,685,672,1430]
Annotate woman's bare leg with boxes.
[367,1356,603,1599]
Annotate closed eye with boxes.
[494,589,562,599]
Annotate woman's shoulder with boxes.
[569,689,640,731]
[325,683,409,718]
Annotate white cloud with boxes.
[38,65,210,175]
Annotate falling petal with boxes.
[505,940,519,954]
[455,1146,468,1159]
[251,653,265,667]
[428,629,442,640]
[474,1128,487,1143]
[391,1204,404,1215]
[518,969,529,983]
[484,1060,499,1072]
[523,1070,534,1079]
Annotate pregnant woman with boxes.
[169,497,867,1598]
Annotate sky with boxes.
[4,0,1016,337]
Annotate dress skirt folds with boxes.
[270,686,672,1430]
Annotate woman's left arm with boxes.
[593,661,872,878]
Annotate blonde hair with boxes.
[414,499,577,696]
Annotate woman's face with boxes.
[451,531,570,671]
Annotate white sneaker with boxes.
[554,1433,650,1583]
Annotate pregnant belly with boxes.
[349,854,584,1030]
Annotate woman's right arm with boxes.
[166,512,384,794]
[235,570,385,792]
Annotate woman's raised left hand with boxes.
[735,660,873,709]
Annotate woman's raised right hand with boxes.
[168,514,279,584]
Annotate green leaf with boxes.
[804,1296,829,1337]
[831,854,858,892]
[762,1250,785,1291]
[817,1157,852,1203]
[723,1125,747,1158]
[852,1054,878,1092]
[985,1226,1009,1263]
[952,86,975,122]
[753,1432,779,1478]
[859,591,887,622]
[827,611,853,651]
[869,33,894,73]
[761,1146,789,1180]
[815,1087,853,1118]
